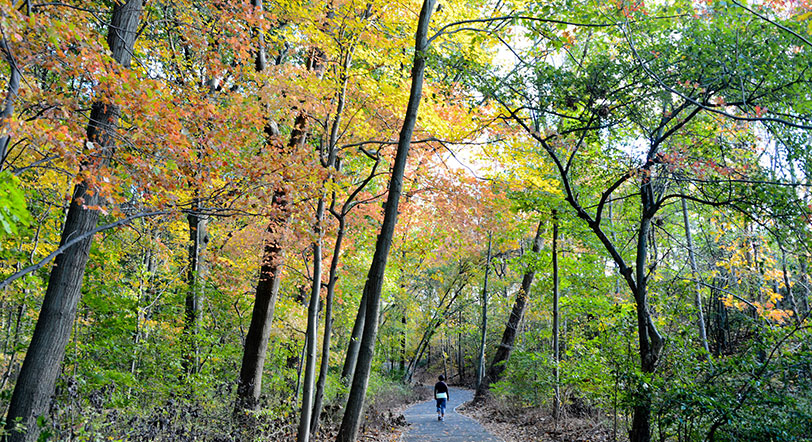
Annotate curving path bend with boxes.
[401,387,503,442]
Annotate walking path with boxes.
[401,387,503,442]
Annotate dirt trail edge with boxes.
[401,387,503,442]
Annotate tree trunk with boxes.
[0,34,21,170]
[629,174,664,442]
[336,2,436,439]
[778,244,802,325]
[799,258,811,316]
[442,329,448,380]
[297,198,325,442]
[340,288,366,384]
[311,44,355,435]
[235,0,304,416]
[3,2,143,440]
[552,210,561,420]
[457,309,463,380]
[475,234,492,390]
[475,219,543,401]
[183,201,208,376]
[235,189,291,415]
[403,283,466,384]
[680,197,710,355]
[400,312,407,372]
[310,217,346,436]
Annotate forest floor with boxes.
[457,396,615,442]
[313,384,429,441]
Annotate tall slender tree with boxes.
[336,1,436,439]
[475,233,492,390]
[3,1,144,440]
[475,219,543,401]
[551,210,561,419]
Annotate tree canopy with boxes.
[1,0,811,441]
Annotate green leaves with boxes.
[0,172,32,237]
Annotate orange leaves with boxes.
[722,294,796,325]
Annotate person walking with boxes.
[434,375,450,421]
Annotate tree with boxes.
[475,219,543,401]
[336,1,436,440]
[475,233,492,390]
[4,1,144,439]
[475,1,812,439]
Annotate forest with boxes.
[0,0,811,441]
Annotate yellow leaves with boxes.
[525,174,560,194]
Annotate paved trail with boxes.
[401,387,503,442]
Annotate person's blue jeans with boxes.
[436,398,447,415]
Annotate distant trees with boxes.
[476,1,812,440]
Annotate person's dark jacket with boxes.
[434,381,449,400]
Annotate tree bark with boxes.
[297,199,325,442]
[400,312,407,372]
[403,280,467,384]
[3,2,143,440]
[235,0,307,410]
[552,210,561,420]
[475,219,543,401]
[310,43,358,435]
[778,243,802,325]
[475,234,492,390]
[336,2,436,439]
[309,216,345,436]
[183,200,208,376]
[340,286,367,384]
[629,168,664,442]
[799,257,811,316]
[235,191,291,416]
[680,197,710,355]
[0,34,21,170]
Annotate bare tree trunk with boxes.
[3,2,143,440]
[235,191,290,415]
[442,329,448,380]
[0,32,21,170]
[234,105,306,414]
[336,2,436,439]
[457,309,463,381]
[310,217,346,436]
[403,282,467,384]
[629,172,664,442]
[552,210,561,420]
[340,288,366,384]
[295,334,307,408]
[400,312,407,372]
[799,258,811,316]
[235,124,303,416]
[778,244,801,325]
[297,200,324,442]
[680,197,710,355]
[183,200,208,376]
[235,14,308,410]
[475,220,543,401]
[311,43,356,436]
[475,234,492,390]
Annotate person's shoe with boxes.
[438,415,442,421]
